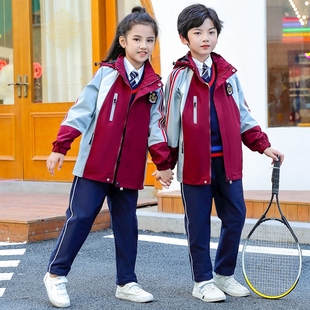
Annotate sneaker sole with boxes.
[192,291,226,303]
[115,293,154,303]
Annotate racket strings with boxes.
[242,220,301,298]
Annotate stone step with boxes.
[0,180,156,198]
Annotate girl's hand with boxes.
[152,169,174,189]
[46,152,65,176]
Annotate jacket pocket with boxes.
[193,96,198,124]
[109,93,118,121]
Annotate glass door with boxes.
[0,0,103,181]
[0,0,23,179]
[23,0,93,181]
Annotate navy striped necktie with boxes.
[201,63,210,82]
[129,71,138,88]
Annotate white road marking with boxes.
[0,242,26,246]
[0,244,26,298]
[104,234,310,256]
[0,260,19,267]
[0,273,13,280]
[0,288,5,297]
[0,249,26,256]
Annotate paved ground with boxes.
[1,229,309,309]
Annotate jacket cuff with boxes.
[149,142,171,171]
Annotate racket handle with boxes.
[271,156,280,194]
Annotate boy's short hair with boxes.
[177,4,223,41]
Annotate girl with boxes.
[44,7,172,308]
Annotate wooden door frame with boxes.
[140,0,161,75]
[91,0,117,72]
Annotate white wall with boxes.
[152,0,310,191]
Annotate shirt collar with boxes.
[192,56,213,76]
[124,57,144,80]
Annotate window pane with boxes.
[33,0,92,103]
[267,0,310,127]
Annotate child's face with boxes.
[119,24,156,70]
[180,18,218,62]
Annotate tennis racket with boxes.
[242,158,302,299]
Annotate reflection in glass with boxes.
[0,0,14,105]
[32,0,92,103]
[267,0,310,127]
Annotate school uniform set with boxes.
[165,52,271,285]
[46,55,171,286]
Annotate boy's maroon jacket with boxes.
[165,52,271,185]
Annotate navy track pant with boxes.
[181,157,246,282]
[47,176,139,285]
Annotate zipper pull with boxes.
[109,93,118,121]
[89,132,94,145]
[193,96,197,124]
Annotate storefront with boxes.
[267,0,310,127]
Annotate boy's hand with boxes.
[46,152,65,176]
[263,147,284,165]
[152,169,174,189]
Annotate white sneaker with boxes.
[192,280,226,302]
[213,273,250,297]
[115,282,154,303]
[43,272,70,308]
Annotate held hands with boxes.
[46,152,65,176]
[263,147,284,165]
[152,169,174,189]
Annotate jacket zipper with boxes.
[193,96,197,124]
[109,93,118,121]
[113,93,132,185]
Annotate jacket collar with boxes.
[173,51,237,83]
[102,55,163,90]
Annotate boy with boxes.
[165,4,284,303]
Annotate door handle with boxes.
[22,75,29,98]
[7,75,22,98]
[7,75,29,98]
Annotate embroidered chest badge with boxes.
[226,83,233,96]
[149,91,158,104]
